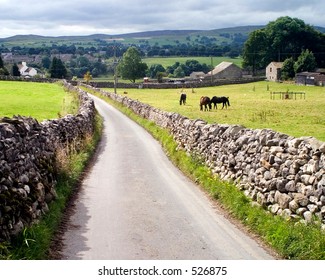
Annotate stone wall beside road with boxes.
[0,82,96,241]
[93,86,325,226]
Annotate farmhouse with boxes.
[295,72,325,86]
[266,62,283,82]
[205,61,242,80]
[18,62,37,77]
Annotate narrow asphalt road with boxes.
[60,94,274,260]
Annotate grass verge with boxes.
[0,112,103,260]
[91,89,325,260]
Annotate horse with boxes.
[200,96,212,111]
[210,96,230,109]
[179,93,187,105]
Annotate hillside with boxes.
[2,25,324,46]
[0,26,264,48]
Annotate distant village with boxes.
[1,51,325,86]
[0,52,105,79]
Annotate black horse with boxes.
[210,96,230,109]
[200,96,212,111]
[179,93,187,105]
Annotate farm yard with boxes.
[109,81,325,142]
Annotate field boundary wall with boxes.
[0,75,265,89]
[0,81,96,241]
[88,85,325,226]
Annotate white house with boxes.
[19,62,37,77]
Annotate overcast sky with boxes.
[0,0,324,38]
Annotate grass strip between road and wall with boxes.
[91,89,325,260]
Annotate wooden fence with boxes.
[270,91,306,100]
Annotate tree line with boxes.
[242,16,325,75]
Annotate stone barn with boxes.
[189,71,206,80]
[266,62,283,82]
[296,72,325,86]
[206,61,242,80]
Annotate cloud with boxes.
[0,0,324,38]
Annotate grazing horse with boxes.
[200,96,212,111]
[179,93,187,105]
[210,96,230,109]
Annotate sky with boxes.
[0,0,324,38]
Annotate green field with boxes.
[110,81,325,141]
[142,56,243,68]
[0,81,77,121]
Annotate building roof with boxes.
[296,72,321,77]
[267,62,283,68]
[207,61,239,75]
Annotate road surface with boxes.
[60,94,275,260]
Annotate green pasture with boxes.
[110,81,325,141]
[0,81,77,121]
[142,56,243,68]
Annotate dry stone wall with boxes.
[0,82,95,241]
[93,86,325,226]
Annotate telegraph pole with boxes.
[210,56,213,84]
[113,44,118,94]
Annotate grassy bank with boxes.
[89,88,325,260]
[108,81,325,141]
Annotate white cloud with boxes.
[0,0,324,38]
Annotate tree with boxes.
[156,72,164,83]
[0,56,9,75]
[0,56,4,68]
[83,71,93,84]
[12,64,21,76]
[42,56,51,69]
[147,64,165,79]
[242,29,269,74]
[174,66,185,78]
[117,47,148,83]
[281,57,295,80]
[49,57,68,78]
[294,49,317,73]
[242,16,325,71]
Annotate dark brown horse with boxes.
[210,96,230,109]
[179,93,187,105]
[200,96,212,111]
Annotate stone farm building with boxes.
[205,61,243,80]
[296,72,325,86]
[266,62,283,82]
[189,71,206,80]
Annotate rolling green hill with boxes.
[1,25,323,50]
[0,26,264,48]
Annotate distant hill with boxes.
[1,25,324,48]
[0,26,263,47]
[315,26,325,33]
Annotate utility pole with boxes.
[113,44,118,94]
[210,56,213,84]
